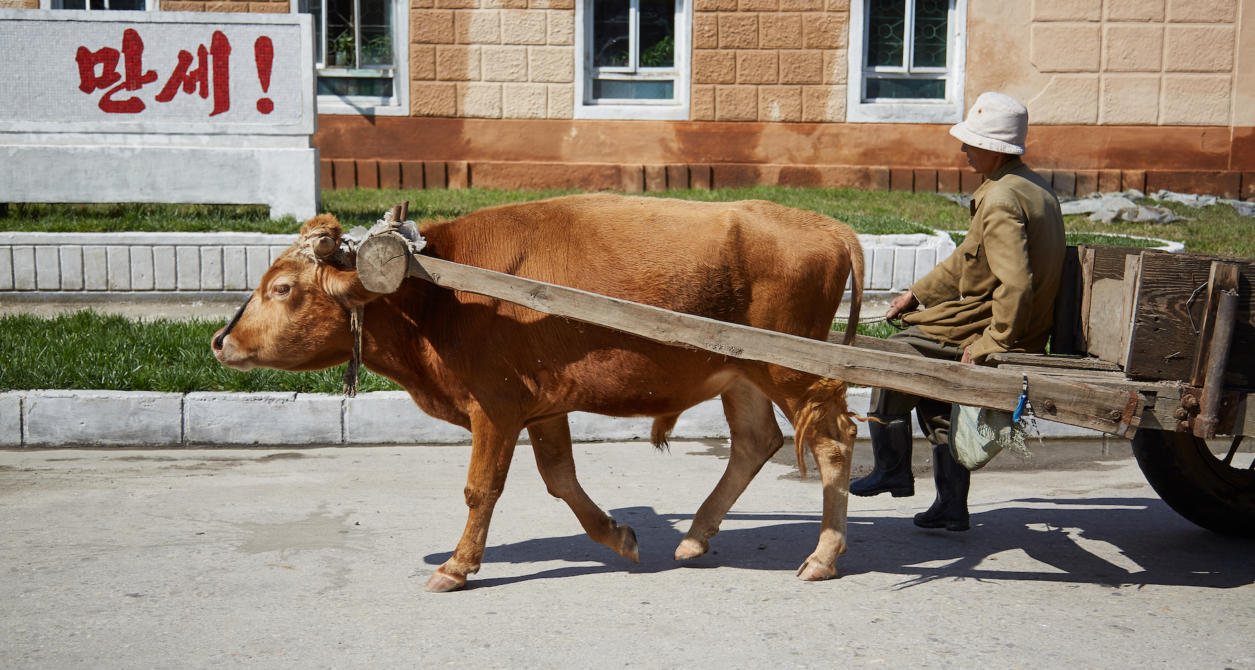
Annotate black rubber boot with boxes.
[914,444,971,531]
[849,413,915,498]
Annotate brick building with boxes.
[15,0,1254,197]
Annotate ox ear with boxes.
[318,262,378,309]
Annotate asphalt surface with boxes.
[3,441,1253,669]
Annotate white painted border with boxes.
[290,0,410,117]
[1,388,1103,447]
[0,9,316,135]
[573,0,691,121]
[846,0,967,124]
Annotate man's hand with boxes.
[961,345,974,365]
[884,290,919,321]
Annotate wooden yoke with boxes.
[356,231,1144,438]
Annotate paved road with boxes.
[2,442,1252,669]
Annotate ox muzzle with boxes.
[212,295,252,352]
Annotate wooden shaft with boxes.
[355,232,1143,436]
[1194,288,1239,440]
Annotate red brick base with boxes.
[321,159,1253,199]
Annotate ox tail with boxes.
[792,378,864,480]
[840,233,865,347]
[650,414,679,452]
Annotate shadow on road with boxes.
[425,498,1255,590]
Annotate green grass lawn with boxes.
[6,186,1246,255]
[0,310,891,394]
[0,311,401,394]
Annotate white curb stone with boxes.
[23,391,182,446]
[344,392,471,444]
[0,393,22,447]
[60,246,83,291]
[184,392,342,446]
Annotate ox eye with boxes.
[272,284,291,296]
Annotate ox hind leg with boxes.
[427,411,522,593]
[755,368,858,582]
[527,415,639,564]
[676,379,785,561]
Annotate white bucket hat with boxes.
[949,92,1028,155]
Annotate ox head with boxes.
[212,214,374,372]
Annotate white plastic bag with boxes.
[948,404,1032,471]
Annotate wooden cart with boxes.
[357,230,1254,538]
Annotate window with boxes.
[847,0,966,123]
[46,0,156,9]
[295,0,409,115]
[575,0,690,120]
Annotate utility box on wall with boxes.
[0,9,318,220]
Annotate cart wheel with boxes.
[1132,429,1255,537]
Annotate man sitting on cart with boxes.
[850,92,1066,531]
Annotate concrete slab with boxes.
[0,445,1249,669]
[59,245,83,291]
[0,247,12,291]
[152,246,176,291]
[0,392,21,447]
[82,246,107,291]
[11,245,34,290]
[22,391,182,446]
[106,246,130,291]
[129,246,154,291]
[184,392,342,446]
[344,391,471,444]
[34,245,59,290]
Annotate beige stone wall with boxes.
[967,0,1247,126]
[160,0,290,12]
[0,0,40,8]
[409,0,575,118]
[690,0,848,122]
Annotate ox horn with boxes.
[313,236,338,258]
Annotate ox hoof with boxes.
[673,537,708,561]
[616,525,640,564]
[795,559,838,582]
[424,570,467,593]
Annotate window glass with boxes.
[593,79,673,99]
[303,0,399,108]
[359,0,393,67]
[318,77,394,96]
[593,0,630,68]
[326,0,355,68]
[638,0,674,68]
[912,0,948,68]
[866,77,943,99]
[866,0,905,68]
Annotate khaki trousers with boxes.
[869,326,964,447]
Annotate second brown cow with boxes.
[212,194,864,592]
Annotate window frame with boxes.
[291,0,409,117]
[574,0,691,121]
[846,0,966,124]
[43,0,159,10]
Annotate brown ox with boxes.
[212,194,864,592]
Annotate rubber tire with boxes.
[1131,428,1255,538]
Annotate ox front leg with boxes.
[427,412,521,593]
[795,406,855,582]
[677,380,783,561]
[528,416,639,564]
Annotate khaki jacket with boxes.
[904,157,1066,363]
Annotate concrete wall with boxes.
[0,388,1101,447]
[968,0,1249,127]
[0,232,295,293]
[409,0,576,119]
[0,230,955,294]
[690,0,849,122]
